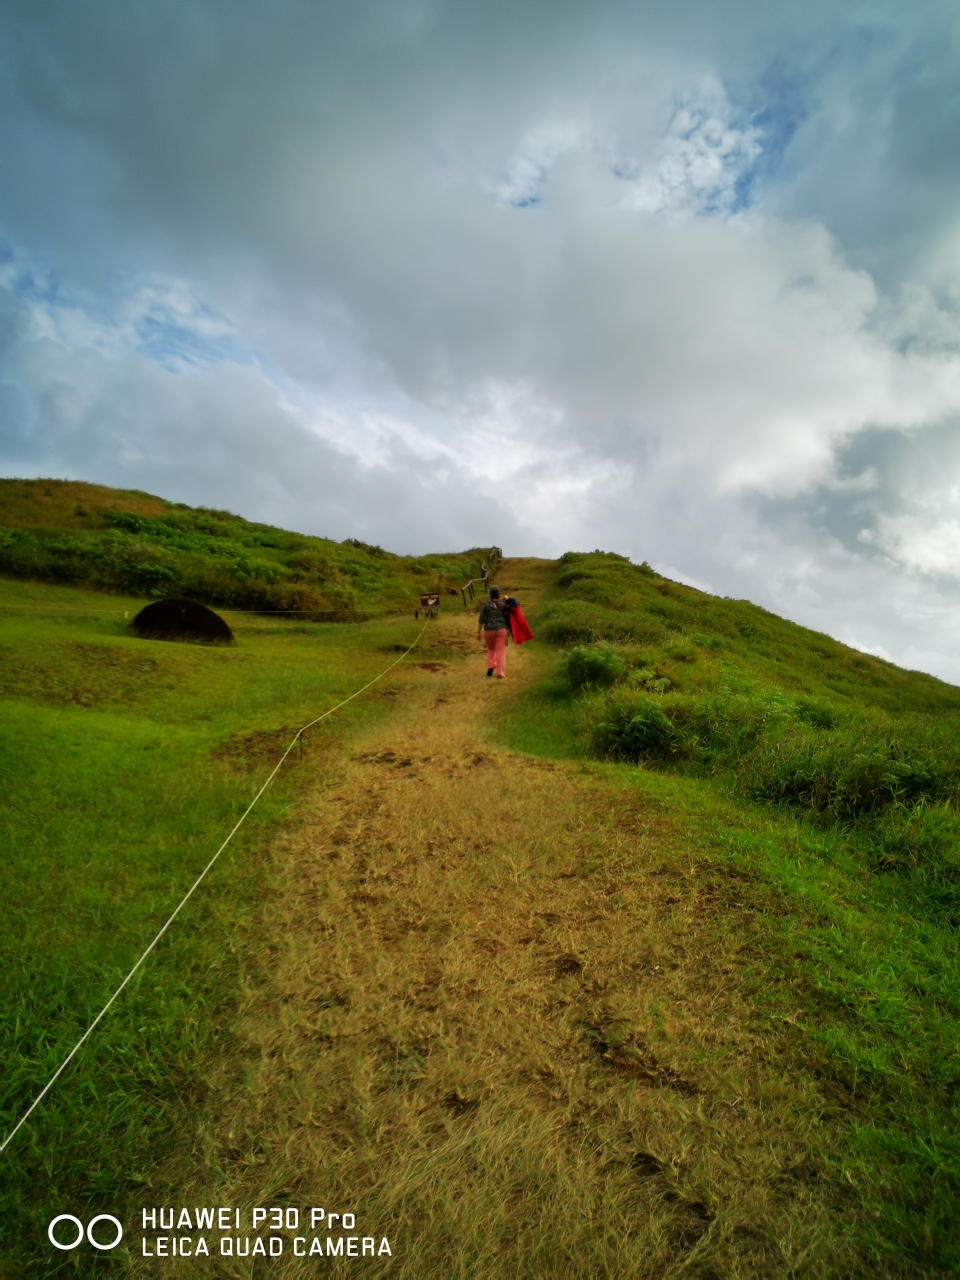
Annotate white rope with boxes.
[0,622,428,1155]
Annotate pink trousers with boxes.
[484,629,507,676]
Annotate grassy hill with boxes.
[500,553,960,1270]
[0,478,490,617]
[538,549,960,714]
[2,494,960,1273]
[528,552,960,856]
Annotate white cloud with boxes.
[845,639,895,661]
[3,1,960,677]
[494,118,589,208]
[655,564,716,592]
[868,508,960,579]
[620,89,762,216]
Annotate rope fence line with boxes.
[0,621,429,1157]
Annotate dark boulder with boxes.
[132,597,233,643]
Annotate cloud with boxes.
[0,266,527,553]
[619,89,762,216]
[1,1,960,675]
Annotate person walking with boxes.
[477,585,509,678]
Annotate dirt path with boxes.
[158,565,842,1277]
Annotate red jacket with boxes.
[506,602,534,644]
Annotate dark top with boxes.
[478,600,509,631]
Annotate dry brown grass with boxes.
[139,575,854,1277]
[0,477,170,528]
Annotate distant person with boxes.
[477,585,510,678]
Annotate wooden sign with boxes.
[420,593,440,608]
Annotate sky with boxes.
[2,1,960,677]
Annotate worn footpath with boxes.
[140,585,845,1277]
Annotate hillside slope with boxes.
[3,493,960,1269]
[125,560,959,1274]
[496,554,960,1269]
[0,478,490,618]
[538,549,960,716]
[531,551,960,832]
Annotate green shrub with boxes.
[593,694,677,760]
[692,632,725,651]
[624,666,659,688]
[744,731,947,820]
[556,568,595,588]
[872,802,960,921]
[793,697,839,729]
[538,615,600,646]
[587,685,807,773]
[585,676,958,827]
[663,691,786,769]
[667,645,697,663]
[874,802,960,871]
[560,644,624,690]
[542,550,960,718]
[537,601,659,646]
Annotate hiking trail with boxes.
[144,557,838,1276]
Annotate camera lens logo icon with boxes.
[48,1214,123,1251]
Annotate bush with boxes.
[663,691,786,769]
[587,686,806,773]
[584,678,960,832]
[692,632,725,651]
[624,666,661,689]
[593,695,676,761]
[872,802,960,921]
[667,645,697,664]
[792,697,838,729]
[556,568,596,588]
[874,802,960,871]
[536,599,669,648]
[560,644,624,690]
[744,731,947,820]
[537,613,601,646]
[0,505,484,619]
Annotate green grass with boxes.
[0,477,490,616]
[491,646,586,762]
[7,529,960,1273]
[540,550,960,717]
[0,575,430,1276]
[493,553,960,1271]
